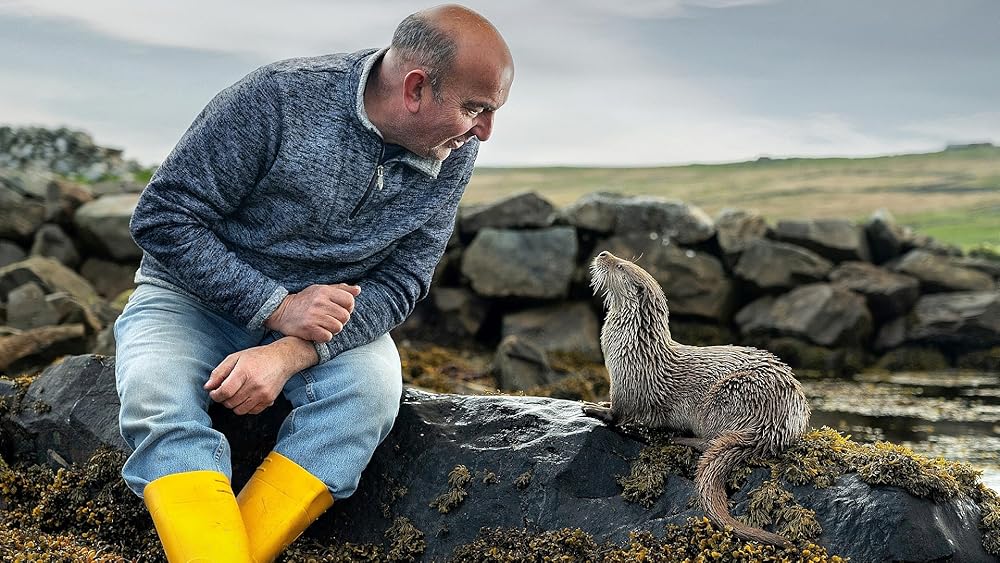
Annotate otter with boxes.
[583,250,810,547]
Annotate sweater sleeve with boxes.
[130,68,288,329]
[312,163,473,363]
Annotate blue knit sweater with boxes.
[130,48,479,363]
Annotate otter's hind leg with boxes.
[581,402,617,425]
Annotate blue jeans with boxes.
[114,284,402,500]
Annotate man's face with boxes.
[409,62,513,161]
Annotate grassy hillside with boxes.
[464,145,1000,248]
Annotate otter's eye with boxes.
[616,264,624,270]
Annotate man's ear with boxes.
[402,69,429,113]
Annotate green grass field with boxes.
[464,145,1000,249]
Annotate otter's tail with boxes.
[696,431,792,547]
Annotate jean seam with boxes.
[304,371,317,403]
[213,434,226,471]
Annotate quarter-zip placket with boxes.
[349,142,386,220]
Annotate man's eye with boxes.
[466,107,483,116]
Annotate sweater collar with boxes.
[355,48,443,179]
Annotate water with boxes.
[800,370,1000,492]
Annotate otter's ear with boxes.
[634,282,645,294]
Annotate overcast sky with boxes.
[1,0,997,167]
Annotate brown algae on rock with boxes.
[618,426,1000,556]
[430,464,472,514]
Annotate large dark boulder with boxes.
[458,191,556,236]
[1,355,996,562]
[588,233,735,321]
[4,355,126,464]
[829,261,920,322]
[891,249,995,293]
[773,218,871,263]
[461,227,578,299]
[733,239,834,291]
[735,283,873,347]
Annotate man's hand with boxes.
[265,283,361,342]
[205,337,319,415]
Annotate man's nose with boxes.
[472,112,494,142]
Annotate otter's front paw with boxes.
[581,401,616,425]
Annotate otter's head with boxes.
[589,251,669,316]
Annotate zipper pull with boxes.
[376,165,384,190]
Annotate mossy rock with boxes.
[744,336,869,376]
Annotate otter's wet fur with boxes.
[585,251,811,547]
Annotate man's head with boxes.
[370,4,514,161]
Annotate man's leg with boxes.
[237,333,403,562]
[115,283,265,561]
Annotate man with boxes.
[114,5,513,561]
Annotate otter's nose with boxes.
[597,251,610,259]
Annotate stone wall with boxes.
[1,129,998,385]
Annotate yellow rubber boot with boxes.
[237,452,335,563]
[143,470,252,562]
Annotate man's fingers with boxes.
[206,354,238,391]
[325,287,357,312]
[233,397,257,416]
[247,401,273,416]
[209,367,246,403]
[310,327,334,342]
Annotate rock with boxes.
[956,347,1000,372]
[0,324,88,373]
[874,316,908,351]
[743,336,868,376]
[560,193,715,244]
[429,287,489,339]
[29,224,80,268]
[735,283,872,348]
[891,249,994,293]
[829,261,920,322]
[0,240,26,269]
[773,218,871,263]
[3,357,993,563]
[493,335,557,391]
[73,193,142,260]
[0,178,45,242]
[0,257,102,308]
[557,192,622,233]
[864,209,909,264]
[904,291,1000,350]
[5,282,61,330]
[952,256,1000,279]
[588,233,735,321]
[458,191,555,235]
[79,258,138,299]
[875,347,951,372]
[5,355,127,464]
[461,227,578,299]
[714,208,770,264]
[733,239,834,291]
[44,178,94,225]
[501,302,602,362]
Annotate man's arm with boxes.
[130,67,289,329]
[313,166,471,363]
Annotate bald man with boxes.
[113,5,513,561]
